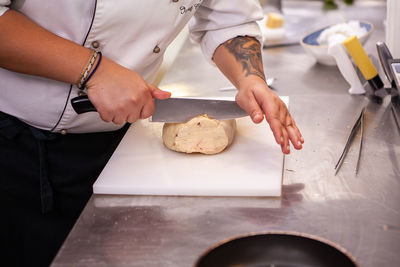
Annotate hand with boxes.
[85,57,171,125]
[236,81,304,154]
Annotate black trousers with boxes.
[0,112,129,267]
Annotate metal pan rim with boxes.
[194,230,359,267]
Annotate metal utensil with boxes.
[355,110,364,175]
[264,41,299,49]
[71,77,276,115]
[376,42,400,133]
[150,97,248,123]
[335,107,365,175]
[377,42,394,84]
[218,77,276,91]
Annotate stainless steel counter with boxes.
[52,1,400,266]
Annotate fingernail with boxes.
[254,113,262,121]
[297,141,302,146]
[280,136,283,143]
[300,136,304,142]
[287,145,290,151]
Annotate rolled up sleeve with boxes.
[0,0,11,16]
[189,0,264,64]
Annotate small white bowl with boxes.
[300,21,374,66]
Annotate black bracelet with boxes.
[80,51,103,90]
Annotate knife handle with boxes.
[71,95,97,114]
[343,36,384,92]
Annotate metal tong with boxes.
[334,107,365,175]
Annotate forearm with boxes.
[213,35,303,154]
[0,10,91,84]
[213,36,267,90]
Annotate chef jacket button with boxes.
[91,41,100,49]
[60,129,68,135]
[153,45,161,54]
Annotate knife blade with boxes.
[376,42,394,84]
[150,97,248,123]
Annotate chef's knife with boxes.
[343,36,384,102]
[71,95,248,123]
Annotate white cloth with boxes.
[0,0,263,133]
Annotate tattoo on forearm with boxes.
[223,36,266,81]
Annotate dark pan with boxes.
[195,231,359,267]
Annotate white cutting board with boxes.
[93,97,288,197]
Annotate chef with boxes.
[0,0,303,266]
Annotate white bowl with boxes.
[300,21,374,66]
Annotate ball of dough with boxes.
[162,114,236,154]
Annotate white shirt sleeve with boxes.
[189,0,264,64]
[0,0,11,16]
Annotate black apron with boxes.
[0,112,129,267]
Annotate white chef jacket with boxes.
[0,0,263,133]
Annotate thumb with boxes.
[236,92,264,124]
[147,83,171,99]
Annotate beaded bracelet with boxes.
[76,50,98,89]
[80,51,102,89]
